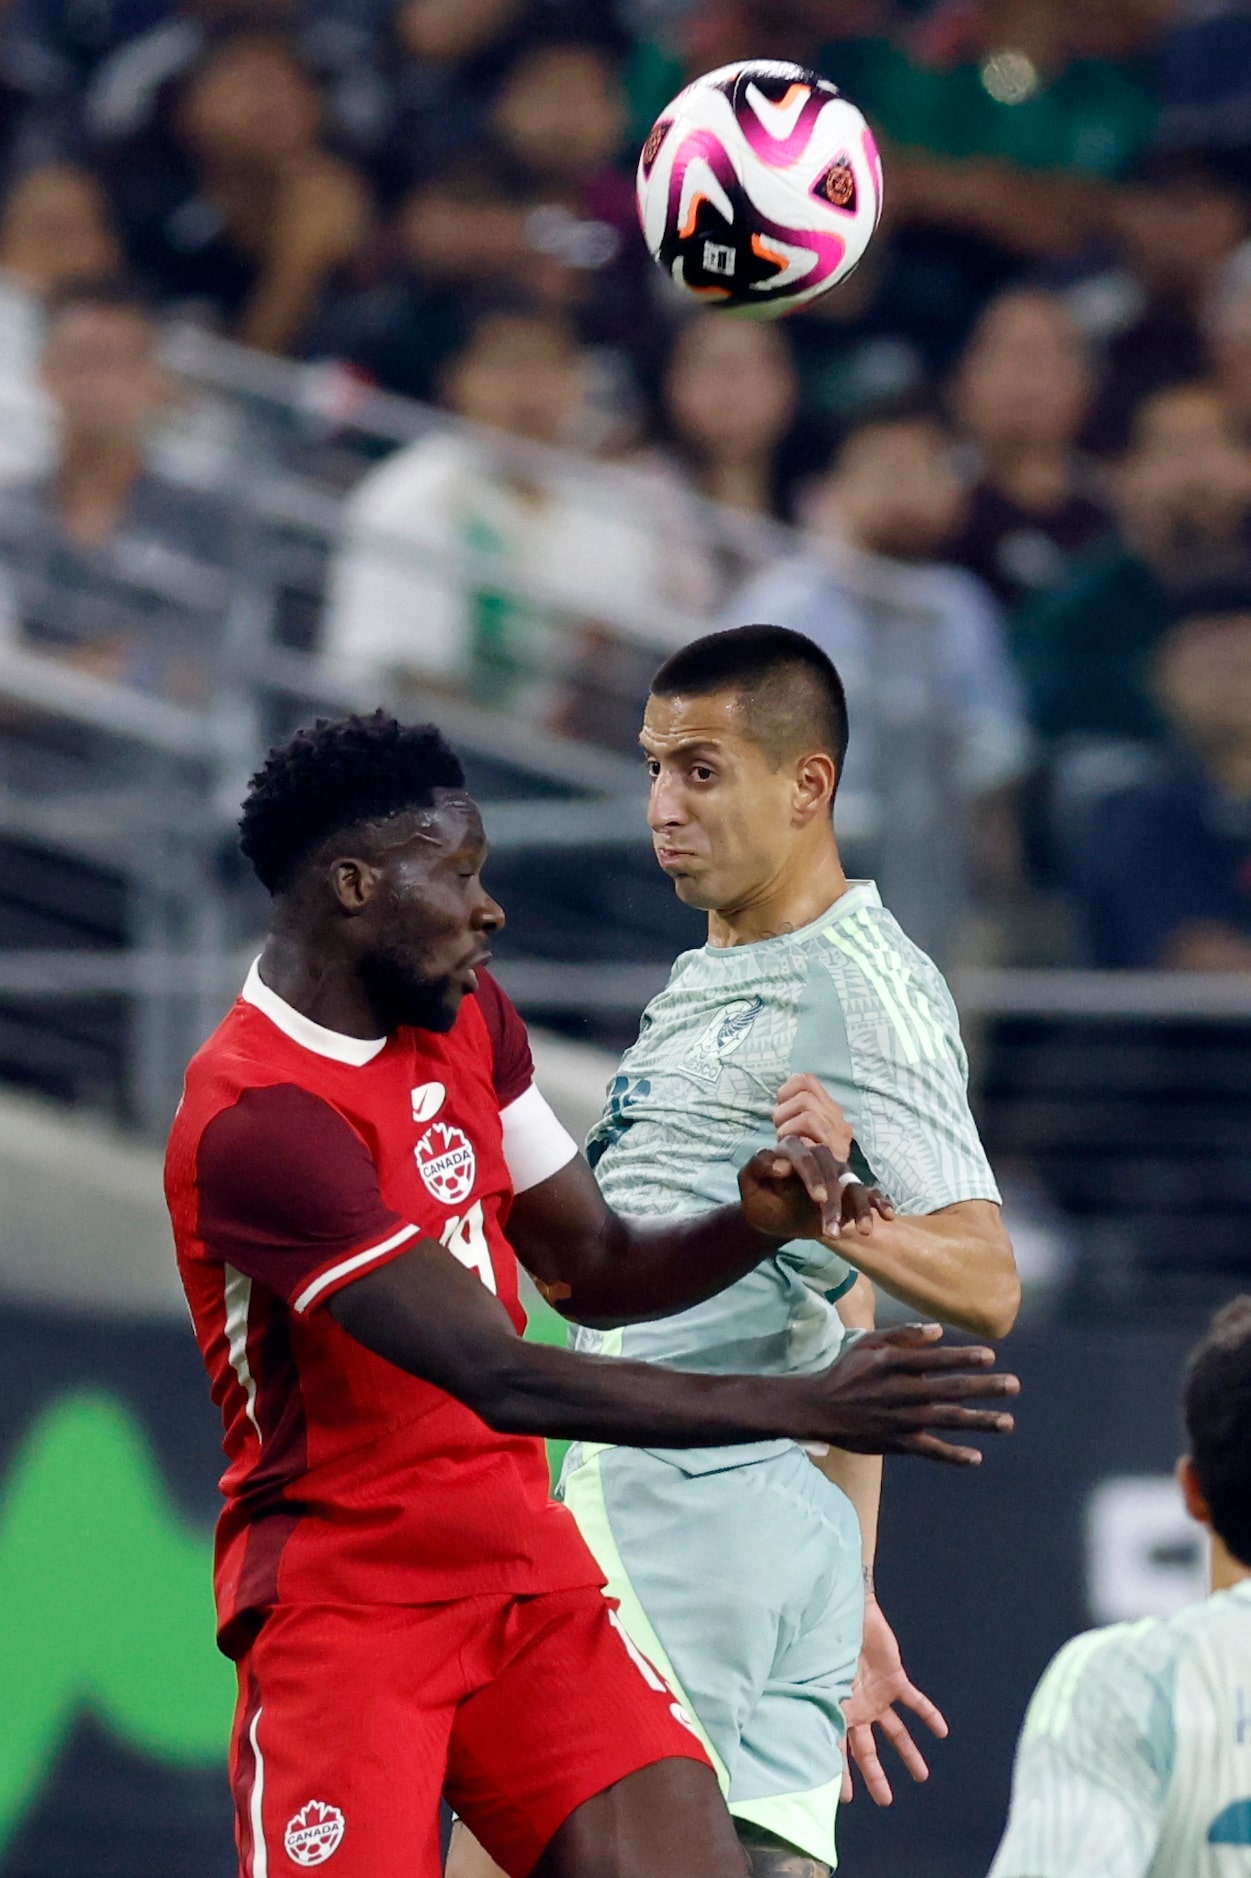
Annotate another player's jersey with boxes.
[572,881,998,1469]
[165,963,593,1654]
[990,1582,1251,1878]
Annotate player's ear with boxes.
[1177,1453,1211,1528]
[793,751,836,822]
[328,856,380,915]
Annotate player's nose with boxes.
[647,771,685,830]
[476,890,505,933]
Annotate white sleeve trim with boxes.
[501,1083,578,1195]
[292,1222,421,1314]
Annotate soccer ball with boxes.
[635,60,883,319]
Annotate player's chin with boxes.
[670,871,717,910]
[424,980,466,1032]
[393,976,464,1033]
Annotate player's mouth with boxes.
[460,947,492,990]
[654,846,697,870]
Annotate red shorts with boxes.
[229,1586,709,1877]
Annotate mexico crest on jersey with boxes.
[415,1121,477,1205]
[681,996,765,1085]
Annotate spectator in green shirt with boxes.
[1014,380,1251,748]
[827,0,1160,262]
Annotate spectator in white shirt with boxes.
[727,403,1031,888]
[0,164,122,485]
[323,303,697,728]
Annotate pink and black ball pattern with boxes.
[637,61,884,318]
[655,129,846,308]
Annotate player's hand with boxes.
[841,1598,947,1805]
[770,1076,896,1238]
[800,1322,1018,1464]
[773,1074,854,1159]
[738,1135,894,1242]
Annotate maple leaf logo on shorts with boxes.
[415,1121,477,1206]
[283,1800,346,1866]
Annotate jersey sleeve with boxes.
[475,970,577,1194]
[989,1624,1177,1878]
[474,968,535,1106]
[809,942,1001,1216]
[195,1084,428,1315]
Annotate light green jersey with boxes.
[572,881,999,1467]
[991,1581,1251,1878]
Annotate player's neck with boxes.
[1209,1532,1251,1594]
[706,846,848,948]
[256,934,385,1041]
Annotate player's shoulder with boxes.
[175,996,279,1116]
[1025,1618,1184,1740]
[807,887,961,1048]
[816,885,949,985]
[1160,1581,1251,1656]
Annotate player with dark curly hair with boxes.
[165,711,1018,1878]
[992,1296,1251,1878]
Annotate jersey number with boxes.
[440,1202,497,1295]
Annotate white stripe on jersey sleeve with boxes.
[223,1265,261,1441]
[292,1222,421,1314]
[501,1083,578,1195]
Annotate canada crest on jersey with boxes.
[284,1800,345,1866]
[415,1121,477,1206]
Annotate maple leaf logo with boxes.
[415,1121,476,1206]
[284,1800,346,1866]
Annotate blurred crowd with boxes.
[4,0,1251,971]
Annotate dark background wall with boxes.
[0,1307,1201,1878]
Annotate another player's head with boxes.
[643,625,848,913]
[239,712,501,1033]
[1179,1296,1251,1577]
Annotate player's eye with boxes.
[645,759,660,778]
[691,764,715,782]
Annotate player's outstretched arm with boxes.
[505,1136,874,1329]
[769,1072,1019,1339]
[328,1238,1018,1459]
[820,1199,1020,1342]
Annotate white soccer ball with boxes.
[636,60,883,319]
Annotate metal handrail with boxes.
[0,644,219,758]
[0,323,990,1132]
[2,951,1250,1022]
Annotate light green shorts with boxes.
[559,1441,863,1868]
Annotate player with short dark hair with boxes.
[1183,1295,1251,1565]
[650,624,850,778]
[548,625,1020,1875]
[166,711,1018,1878]
[991,1296,1251,1877]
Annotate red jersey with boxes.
[165,961,601,1656]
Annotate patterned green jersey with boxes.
[991,1581,1251,1878]
[572,881,999,1468]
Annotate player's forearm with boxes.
[330,1236,815,1445]
[813,1447,881,1582]
[824,1205,1019,1340]
[550,1204,783,1328]
[332,1243,1018,1459]
[476,1339,822,1446]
